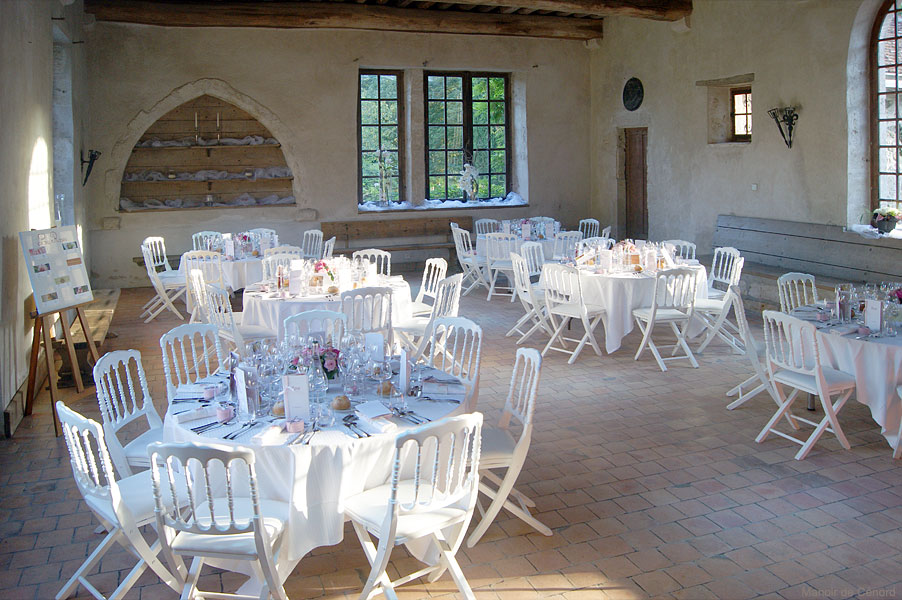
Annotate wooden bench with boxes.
[710,215,902,310]
[322,216,473,271]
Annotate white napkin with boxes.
[828,324,859,336]
[173,406,217,424]
[251,423,285,446]
[421,381,467,398]
[355,414,397,434]
[355,401,396,434]
[174,383,211,400]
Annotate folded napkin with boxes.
[173,406,218,424]
[251,423,285,446]
[355,401,396,434]
[174,383,212,400]
[827,324,859,336]
[422,381,467,398]
[355,414,396,434]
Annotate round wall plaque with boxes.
[623,77,644,111]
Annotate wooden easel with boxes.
[24,303,100,436]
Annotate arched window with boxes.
[873,0,902,211]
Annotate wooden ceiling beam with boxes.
[84,0,606,40]
[441,0,689,21]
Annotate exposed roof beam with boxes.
[441,0,690,21]
[84,0,606,40]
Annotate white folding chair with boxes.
[341,286,393,341]
[541,263,605,364]
[264,245,302,258]
[475,218,500,235]
[552,230,583,261]
[187,269,210,323]
[192,231,224,252]
[160,323,225,404]
[206,284,276,354]
[507,253,551,344]
[485,232,518,301]
[149,442,290,600]
[141,239,187,323]
[395,274,463,354]
[283,309,347,346]
[777,272,819,313]
[353,248,392,277]
[578,218,600,240]
[724,286,787,414]
[249,227,279,247]
[452,226,489,296]
[695,260,746,354]
[182,250,226,321]
[411,257,448,316]
[262,253,295,282]
[520,241,545,279]
[756,311,855,460]
[601,225,612,239]
[302,229,324,259]
[632,268,699,372]
[708,246,743,300]
[420,316,483,412]
[467,348,550,547]
[93,350,164,477]
[322,236,336,259]
[344,413,483,600]
[662,239,697,260]
[56,403,183,600]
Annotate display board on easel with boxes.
[19,226,99,436]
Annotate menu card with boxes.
[224,239,235,260]
[502,220,511,234]
[365,332,384,361]
[522,223,532,240]
[865,299,883,332]
[282,374,310,421]
[399,348,410,394]
[234,367,250,416]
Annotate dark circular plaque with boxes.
[623,77,644,111]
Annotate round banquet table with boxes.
[163,373,464,589]
[813,322,902,451]
[178,255,264,291]
[241,276,412,340]
[573,263,708,354]
[475,235,556,259]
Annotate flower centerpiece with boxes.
[872,206,901,234]
[459,163,480,203]
[319,346,340,379]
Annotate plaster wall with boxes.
[590,0,864,251]
[84,24,591,287]
[0,0,89,411]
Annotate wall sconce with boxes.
[767,106,799,148]
[81,149,101,186]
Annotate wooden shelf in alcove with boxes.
[118,203,296,214]
[121,176,293,199]
[126,144,286,168]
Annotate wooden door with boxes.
[624,127,648,240]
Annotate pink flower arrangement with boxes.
[894,288,902,303]
[314,260,335,282]
[320,346,340,379]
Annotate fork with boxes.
[223,420,257,440]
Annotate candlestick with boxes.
[194,111,198,129]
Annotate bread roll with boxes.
[332,395,351,410]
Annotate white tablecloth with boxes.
[241,276,412,339]
[816,325,902,450]
[178,255,264,291]
[575,264,708,354]
[163,375,462,588]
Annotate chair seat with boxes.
[479,426,516,467]
[410,300,433,316]
[158,271,186,286]
[462,254,486,266]
[549,302,604,319]
[344,481,470,543]
[773,366,856,395]
[170,498,289,558]
[394,316,430,333]
[707,287,726,300]
[87,468,187,527]
[632,307,690,322]
[123,427,164,466]
[488,260,513,270]
[233,313,277,340]
[694,298,726,312]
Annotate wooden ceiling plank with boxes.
[423,0,690,20]
[84,0,606,40]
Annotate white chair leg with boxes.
[433,534,475,599]
[755,384,798,443]
[672,322,699,368]
[181,556,205,600]
[56,528,122,600]
[353,522,397,600]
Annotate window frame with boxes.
[423,71,512,202]
[730,87,752,143]
[871,0,901,212]
[357,69,406,205]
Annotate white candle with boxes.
[194,111,198,128]
[216,112,220,129]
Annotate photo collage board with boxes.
[19,226,93,315]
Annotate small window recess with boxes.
[697,73,754,145]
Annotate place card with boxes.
[865,299,883,332]
[288,271,302,295]
[283,374,310,421]
[234,367,250,416]
[365,332,384,361]
[522,223,532,240]
[502,220,511,234]
[224,239,235,260]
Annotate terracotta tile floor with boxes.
[2,285,901,599]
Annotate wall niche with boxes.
[118,95,294,211]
